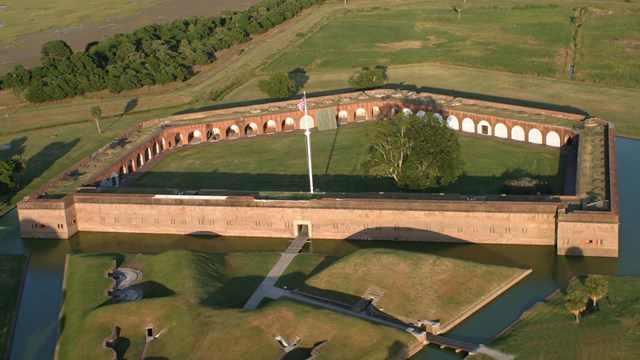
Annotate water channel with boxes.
[1,137,638,360]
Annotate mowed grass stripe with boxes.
[132,123,565,194]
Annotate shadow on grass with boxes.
[127,168,566,195]
[135,281,176,299]
[199,275,267,309]
[112,336,131,360]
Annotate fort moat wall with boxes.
[16,92,620,257]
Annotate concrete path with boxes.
[563,149,578,195]
[243,233,309,309]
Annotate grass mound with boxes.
[57,250,417,359]
[490,276,640,359]
[299,249,527,325]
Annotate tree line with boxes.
[0,0,323,103]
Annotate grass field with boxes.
[265,0,640,89]
[57,250,417,359]
[488,276,640,359]
[131,123,565,194]
[0,255,26,360]
[290,249,527,326]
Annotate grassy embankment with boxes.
[275,249,527,326]
[485,276,640,359]
[0,255,27,360]
[131,123,565,194]
[1,0,639,212]
[57,250,419,359]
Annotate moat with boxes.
[1,136,638,359]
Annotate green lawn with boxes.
[131,123,566,194]
[0,255,27,360]
[294,249,527,326]
[490,276,640,359]
[57,250,418,359]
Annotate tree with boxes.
[0,156,25,194]
[40,40,73,64]
[349,66,387,90]
[565,290,588,323]
[454,5,463,19]
[258,72,296,98]
[362,113,464,190]
[91,106,103,134]
[584,275,608,307]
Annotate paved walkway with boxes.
[243,233,309,309]
[563,149,578,195]
[475,345,515,360]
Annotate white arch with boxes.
[266,120,277,128]
[416,110,426,118]
[208,128,221,141]
[372,106,381,117]
[355,108,366,117]
[494,123,508,139]
[247,122,258,131]
[402,108,413,116]
[511,126,525,141]
[461,118,475,133]
[338,110,348,119]
[433,113,443,124]
[228,124,240,134]
[190,130,202,143]
[528,128,543,144]
[300,115,314,129]
[447,115,459,130]
[546,131,561,147]
[476,120,492,136]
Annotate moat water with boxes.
[1,137,639,360]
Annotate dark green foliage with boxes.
[258,72,297,98]
[3,0,323,103]
[362,113,464,190]
[585,275,608,307]
[349,66,387,90]
[0,156,25,194]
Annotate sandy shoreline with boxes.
[0,0,260,74]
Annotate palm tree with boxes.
[565,290,588,323]
[454,5,463,19]
[585,275,608,307]
[90,106,102,134]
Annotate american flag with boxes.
[297,94,306,112]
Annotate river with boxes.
[1,137,638,360]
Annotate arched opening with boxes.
[263,120,277,134]
[416,110,426,118]
[494,123,508,138]
[372,106,381,118]
[338,110,349,125]
[226,125,240,139]
[461,118,475,133]
[245,123,258,136]
[175,133,183,147]
[446,115,459,130]
[299,115,314,130]
[528,128,543,144]
[476,120,492,136]
[545,131,561,147]
[207,128,221,141]
[355,108,366,122]
[282,118,295,132]
[160,137,166,151]
[137,153,144,168]
[127,159,135,174]
[402,108,413,116]
[168,141,173,149]
[511,126,525,141]
[433,113,444,124]
[119,165,127,178]
[188,130,203,144]
[145,147,152,162]
[152,142,159,156]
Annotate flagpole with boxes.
[303,91,314,194]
